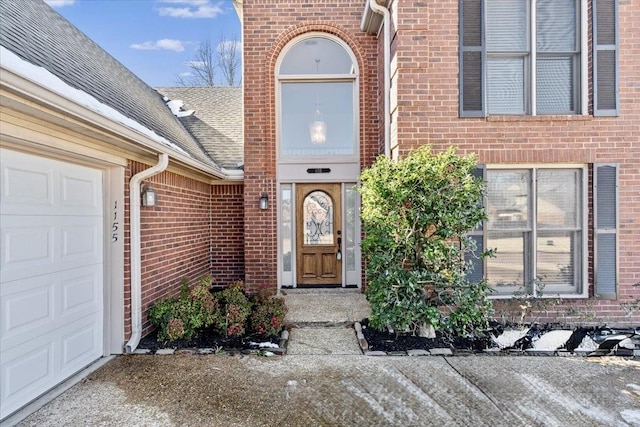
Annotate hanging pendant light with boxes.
[310,101,327,144]
[309,58,326,145]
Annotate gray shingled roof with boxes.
[0,0,219,170]
[155,87,244,169]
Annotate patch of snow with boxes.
[249,341,279,349]
[619,337,636,349]
[575,335,599,352]
[627,383,640,392]
[492,328,530,349]
[620,409,640,426]
[532,330,573,351]
[263,351,275,357]
[0,46,189,156]
[166,99,195,117]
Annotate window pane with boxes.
[281,186,292,272]
[486,0,527,52]
[345,184,357,272]
[537,169,579,229]
[537,230,578,287]
[280,37,354,75]
[303,191,334,245]
[487,230,526,289]
[537,0,576,52]
[537,56,574,113]
[487,170,530,229]
[281,82,354,156]
[487,58,525,114]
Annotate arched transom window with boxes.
[277,35,358,158]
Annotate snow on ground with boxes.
[492,328,530,349]
[575,335,599,352]
[1,46,189,156]
[532,330,573,351]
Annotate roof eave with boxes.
[0,60,243,181]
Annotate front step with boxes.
[282,288,370,325]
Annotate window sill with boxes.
[486,115,593,123]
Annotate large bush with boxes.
[359,146,493,337]
[148,275,220,341]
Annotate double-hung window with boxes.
[483,167,587,297]
[460,0,619,117]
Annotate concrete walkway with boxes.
[283,288,370,356]
[10,289,640,426]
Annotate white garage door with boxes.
[0,148,104,420]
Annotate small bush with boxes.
[148,275,220,341]
[215,280,252,337]
[249,288,288,336]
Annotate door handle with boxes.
[336,230,342,260]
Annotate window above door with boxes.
[277,34,358,161]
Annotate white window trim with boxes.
[486,163,588,299]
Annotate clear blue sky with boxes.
[44,0,241,87]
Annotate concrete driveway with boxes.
[15,354,640,426]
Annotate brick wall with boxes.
[386,0,639,324]
[124,161,245,338]
[211,184,245,287]
[242,0,380,292]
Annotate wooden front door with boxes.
[296,183,342,286]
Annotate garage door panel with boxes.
[1,342,54,417]
[62,272,101,314]
[61,319,102,370]
[1,149,102,216]
[1,313,102,419]
[61,173,101,211]
[0,148,105,420]
[1,281,53,336]
[1,161,54,209]
[1,216,102,283]
[1,266,102,352]
[1,225,53,272]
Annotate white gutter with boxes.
[125,153,169,353]
[363,0,391,157]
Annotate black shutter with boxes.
[460,0,485,117]
[594,164,618,299]
[465,165,485,282]
[593,0,619,116]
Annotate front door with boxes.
[296,183,342,286]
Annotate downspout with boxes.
[125,153,169,353]
[368,0,391,157]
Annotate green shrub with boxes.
[249,288,288,336]
[359,146,493,337]
[148,275,220,341]
[215,280,252,337]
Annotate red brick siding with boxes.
[211,184,245,287]
[239,0,638,322]
[242,0,380,292]
[386,0,639,323]
[123,162,246,338]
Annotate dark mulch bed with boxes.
[138,326,280,354]
[360,318,497,353]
